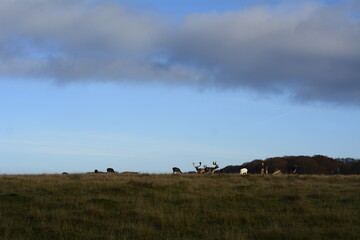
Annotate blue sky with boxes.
[0,0,359,173]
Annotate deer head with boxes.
[204,162,219,173]
[193,162,206,174]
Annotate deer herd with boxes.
[172,162,220,174]
[69,161,284,175]
[173,160,285,175]
[173,162,249,175]
[193,162,219,174]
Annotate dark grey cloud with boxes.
[0,0,359,105]
[166,3,360,104]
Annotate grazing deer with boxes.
[172,167,182,174]
[107,168,115,173]
[272,169,282,175]
[240,168,248,175]
[193,162,206,174]
[204,162,219,174]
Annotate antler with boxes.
[204,162,219,174]
[193,162,202,168]
[193,162,206,174]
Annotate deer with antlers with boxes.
[193,162,206,174]
[204,161,219,174]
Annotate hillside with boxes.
[1,174,360,240]
[221,155,360,174]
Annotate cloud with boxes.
[0,0,202,83]
[167,3,360,104]
[0,0,359,105]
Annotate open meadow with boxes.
[0,174,360,240]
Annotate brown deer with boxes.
[193,162,206,174]
[204,161,219,174]
[172,167,182,174]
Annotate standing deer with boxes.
[193,162,206,174]
[172,167,182,174]
[260,161,269,175]
[204,162,219,174]
[240,168,248,175]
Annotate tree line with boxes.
[220,155,360,174]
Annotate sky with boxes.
[0,0,359,174]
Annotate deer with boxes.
[172,167,182,174]
[240,168,248,175]
[204,161,219,174]
[193,162,206,174]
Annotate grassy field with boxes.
[0,174,359,240]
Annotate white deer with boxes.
[240,168,248,175]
